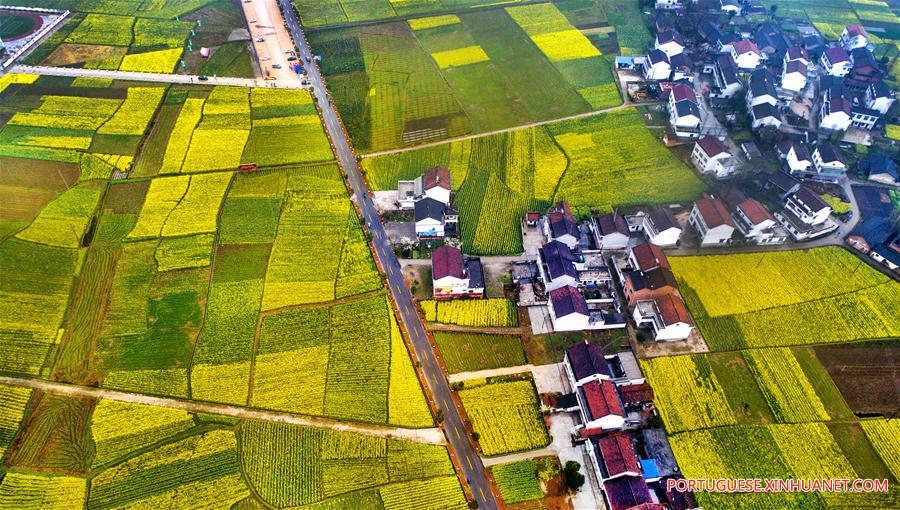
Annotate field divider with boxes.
[0,375,446,445]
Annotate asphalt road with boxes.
[276,2,500,508]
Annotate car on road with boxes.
[197,76,209,81]
[305,56,311,62]
[287,56,297,61]
[248,19,256,23]
[261,56,271,61]
[256,37,264,42]
[272,63,282,69]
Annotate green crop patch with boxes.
[434,333,526,374]
[458,377,549,456]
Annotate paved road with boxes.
[10,64,303,88]
[0,376,445,444]
[277,2,500,508]
[241,0,302,83]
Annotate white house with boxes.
[781,60,808,92]
[548,285,591,332]
[414,197,457,239]
[641,208,682,248]
[819,95,852,132]
[689,196,735,246]
[669,52,693,82]
[593,213,630,250]
[564,341,613,389]
[747,68,778,108]
[784,187,832,226]
[643,49,671,81]
[730,39,762,70]
[720,0,741,15]
[544,201,580,249]
[713,53,742,97]
[667,83,701,138]
[655,0,682,9]
[851,106,880,131]
[776,140,813,174]
[840,24,869,52]
[539,240,580,292]
[785,46,809,67]
[577,379,627,432]
[633,295,692,341]
[866,80,895,114]
[751,103,782,130]
[732,198,787,245]
[397,166,451,209]
[812,143,848,181]
[691,136,739,178]
[431,246,485,299]
[821,47,851,77]
[654,29,685,57]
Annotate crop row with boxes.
[90,399,194,467]
[421,299,518,327]
[860,419,900,481]
[458,380,549,456]
[743,348,831,423]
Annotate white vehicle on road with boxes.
[261,56,271,61]
[256,37,265,42]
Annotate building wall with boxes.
[656,322,692,341]
[416,218,443,237]
[425,187,450,205]
[701,224,734,245]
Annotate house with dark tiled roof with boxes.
[578,379,627,432]
[767,171,801,197]
[603,475,654,510]
[713,53,742,98]
[543,201,580,248]
[548,285,591,331]
[730,39,761,70]
[776,140,813,174]
[641,208,682,248]
[866,80,895,115]
[398,165,451,209]
[775,186,838,241]
[732,198,787,245]
[643,49,671,81]
[847,217,900,272]
[415,197,458,239]
[821,46,851,77]
[593,212,630,250]
[431,246,484,299]
[819,77,852,132]
[667,83,701,139]
[812,143,848,181]
[754,22,789,62]
[861,154,898,185]
[781,60,808,93]
[689,196,735,246]
[669,52,693,82]
[564,341,612,387]
[619,243,678,307]
[538,240,579,291]
[654,29,685,57]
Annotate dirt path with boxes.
[361,101,653,158]
[447,365,534,383]
[0,376,445,445]
[427,323,529,335]
[480,447,557,467]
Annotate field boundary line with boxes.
[360,101,643,158]
[0,375,446,445]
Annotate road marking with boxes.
[479,487,486,499]
[467,457,474,469]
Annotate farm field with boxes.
[671,247,900,350]
[457,377,549,456]
[0,387,465,508]
[20,0,248,75]
[434,332,526,374]
[490,457,559,506]
[363,108,703,254]
[308,3,622,153]
[815,341,900,415]
[295,0,529,27]
[422,299,518,327]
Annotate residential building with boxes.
[667,83,701,138]
[544,201,580,248]
[539,240,579,292]
[689,196,735,246]
[628,241,668,273]
[602,476,654,510]
[594,433,642,480]
[747,68,778,107]
[593,213,630,250]
[691,136,739,178]
[641,208,682,247]
[850,106,880,131]
[713,53,742,97]
[431,246,484,299]
[633,294,693,341]
[861,154,898,185]
[821,47,851,77]
[819,79,853,132]
[564,341,612,388]
[751,102,782,130]
[397,166,451,209]
[655,29,685,57]
[775,187,837,241]
[720,0,741,15]
[781,60,808,92]
[548,285,590,331]
[577,379,627,433]
[731,39,762,70]
[414,197,457,239]
[812,143,848,181]
[655,0,682,10]
[866,80,895,114]
[849,47,882,84]
[754,22,789,62]
[847,217,900,272]
[619,243,678,306]
[776,140,813,174]
[785,46,809,67]
[767,171,801,197]
[644,49,671,81]
[840,24,869,52]
[669,52,693,82]
[732,198,787,245]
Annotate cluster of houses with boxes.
[561,341,698,510]
[398,166,459,239]
[641,2,897,186]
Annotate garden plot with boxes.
[363,108,703,254]
[421,299,518,327]
[22,0,246,74]
[310,4,621,152]
[671,247,900,350]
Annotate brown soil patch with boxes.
[815,344,900,415]
[44,43,126,67]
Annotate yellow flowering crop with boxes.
[97,87,165,136]
[0,473,87,510]
[118,48,183,73]
[90,399,194,467]
[128,175,191,238]
[161,172,232,237]
[531,30,601,61]
[408,14,461,31]
[422,299,517,327]
[458,379,549,456]
[388,314,432,428]
[431,46,489,69]
[743,348,830,423]
[0,73,38,94]
[160,97,204,174]
[860,419,900,480]
[181,128,250,171]
[16,182,103,248]
[0,386,32,458]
